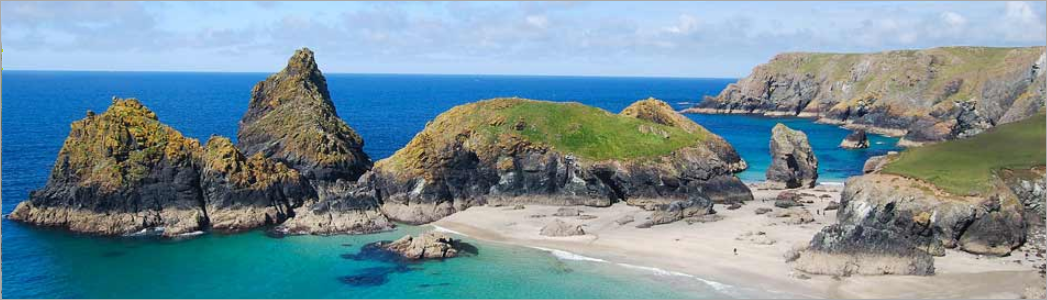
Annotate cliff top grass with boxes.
[882,114,1047,196]
[381,98,710,171]
[764,46,1045,106]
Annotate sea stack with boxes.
[379,232,461,260]
[766,124,819,189]
[839,130,869,149]
[237,48,371,181]
[9,98,208,237]
[369,98,753,225]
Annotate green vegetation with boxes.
[383,98,709,172]
[882,114,1047,195]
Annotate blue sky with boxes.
[2,1,1045,77]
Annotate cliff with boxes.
[238,48,371,181]
[369,98,753,224]
[793,114,1046,276]
[685,46,1046,146]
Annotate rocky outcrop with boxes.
[766,124,818,188]
[839,130,869,149]
[621,98,748,172]
[685,47,1047,146]
[270,179,393,236]
[200,136,314,233]
[378,232,460,260]
[793,224,936,276]
[237,48,371,181]
[540,219,586,237]
[369,98,752,225]
[637,195,715,228]
[9,98,207,237]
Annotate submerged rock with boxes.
[379,232,460,260]
[766,124,818,188]
[237,48,371,182]
[540,219,586,237]
[839,130,870,149]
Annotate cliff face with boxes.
[369,98,753,224]
[686,47,1046,146]
[238,48,371,181]
[10,98,208,236]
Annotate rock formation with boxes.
[200,136,314,233]
[684,46,1047,146]
[369,98,753,225]
[839,130,869,149]
[10,98,207,237]
[766,124,819,188]
[540,219,586,237]
[237,48,371,181]
[379,232,460,260]
[637,195,715,228]
[270,179,393,236]
[621,98,748,172]
[793,224,936,276]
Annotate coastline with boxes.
[433,183,1043,299]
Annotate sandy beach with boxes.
[434,184,1045,299]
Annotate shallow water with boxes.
[1,71,898,298]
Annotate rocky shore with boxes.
[683,46,1047,146]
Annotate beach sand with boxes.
[433,184,1045,299]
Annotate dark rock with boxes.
[840,130,870,149]
[755,208,773,215]
[824,201,841,211]
[793,224,935,276]
[237,48,371,182]
[766,124,818,188]
[638,195,715,227]
[727,203,743,210]
[775,200,803,209]
[273,179,393,236]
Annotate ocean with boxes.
[1,71,899,298]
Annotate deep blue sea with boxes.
[1,71,899,298]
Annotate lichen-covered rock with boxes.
[379,232,460,260]
[685,47,1046,145]
[540,219,586,237]
[237,48,371,181]
[839,130,869,149]
[200,136,314,233]
[9,98,206,237]
[793,224,935,276]
[766,124,818,188]
[370,98,752,224]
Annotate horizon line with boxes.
[0,69,738,81]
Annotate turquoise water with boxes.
[2,71,897,298]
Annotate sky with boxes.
[2,1,1045,78]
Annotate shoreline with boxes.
[433,183,1043,299]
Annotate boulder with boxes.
[237,48,371,182]
[766,124,818,188]
[553,207,581,217]
[755,208,773,215]
[824,201,840,211]
[771,207,815,225]
[793,224,935,276]
[637,196,715,228]
[839,130,870,149]
[540,219,586,237]
[380,232,460,260]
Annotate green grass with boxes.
[882,114,1047,195]
[483,100,706,160]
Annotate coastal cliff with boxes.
[685,46,1046,146]
[794,114,1046,275]
[369,98,753,224]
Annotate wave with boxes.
[430,225,470,237]
[529,246,739,295]
[528,246,608,263]
[818,181,846,186]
